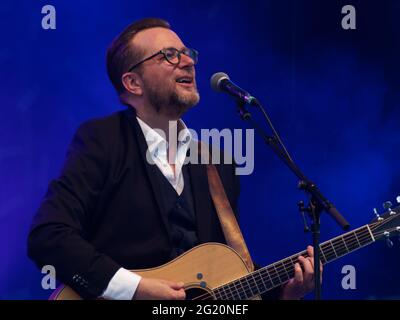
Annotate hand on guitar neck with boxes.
[280,246,323,300]
[133,278,186,300]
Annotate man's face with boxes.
[132,27,200,118]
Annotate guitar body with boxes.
[50,243,258,300]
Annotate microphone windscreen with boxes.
[210,72,229,92]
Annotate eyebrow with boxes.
[164,46,186,50]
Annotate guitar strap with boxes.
[198,141,255,272]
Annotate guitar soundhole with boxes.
[185,287,215,300]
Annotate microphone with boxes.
[210,72,258,105]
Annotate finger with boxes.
[171,282,185,290]
[299,256,314,283]
[174,288,186,300]
[299,256,313,274]
[308,256,314,270]
[164,280,185,290]
[294,263,303,283]
[307,246,314,258]
[305,246,314,275]
[320,263,323,283]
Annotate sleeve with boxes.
[101,268,142,300]
[27,120,122,299]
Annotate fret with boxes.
[266,266,280,287]
[238,278,250,300]
[320,241,335,262]
[356,226,374,246]
[318,246,327,264]
[230,282,242,300]
[343,232,359,251]
[225,283,235,300]
[253,270,268,293]
[272,264,283,284]
[245,274,256,297]
[339,235,349,253]
[216,286,226,300]
[353,231,362,247]
[285,260,296,279]
[250,273,261,296]
[331,237,346,257]
[223,284,233,300]
[280,261,291,280]
[213,288,221,300]
[330,240,338,257]
[255,271,268,293]
[319,243,328,261]
[262,268,275,288]
[366,225,375,242]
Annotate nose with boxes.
[179,52,195,69]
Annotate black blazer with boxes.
[27,108,242,299]
[28,108,282,300]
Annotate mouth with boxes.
[175,76,194,86]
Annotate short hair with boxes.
[106,18,171,95]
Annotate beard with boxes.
[142,76,200,118]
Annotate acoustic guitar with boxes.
[50,202,400,300]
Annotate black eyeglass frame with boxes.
[127,47,198,72]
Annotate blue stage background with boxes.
[0,0,399,299]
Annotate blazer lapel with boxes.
[124,109,172,238]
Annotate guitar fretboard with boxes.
[212,224,375,300]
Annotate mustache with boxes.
[178,67,195,77]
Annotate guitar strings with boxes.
[192,219,395,300]
[212,235,370,299]
[195,219,397,300]
[206,228,374,300]
[194,228,370,300]
[213,221,396,300]
[192,230,368,300]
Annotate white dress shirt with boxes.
[101,116,192,300]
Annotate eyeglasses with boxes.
[128,47,198,72]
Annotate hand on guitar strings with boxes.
[280,246,323,300]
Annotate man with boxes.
[28,18,320,300]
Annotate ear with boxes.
[121,72,143,96]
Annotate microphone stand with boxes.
[235,99,350,300]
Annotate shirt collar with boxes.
[136,116,192,156]
[177,121,192,146]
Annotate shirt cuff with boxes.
[101,268,142,300]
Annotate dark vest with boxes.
[153,164,199,259]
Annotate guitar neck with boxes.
[212,224,376,300]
